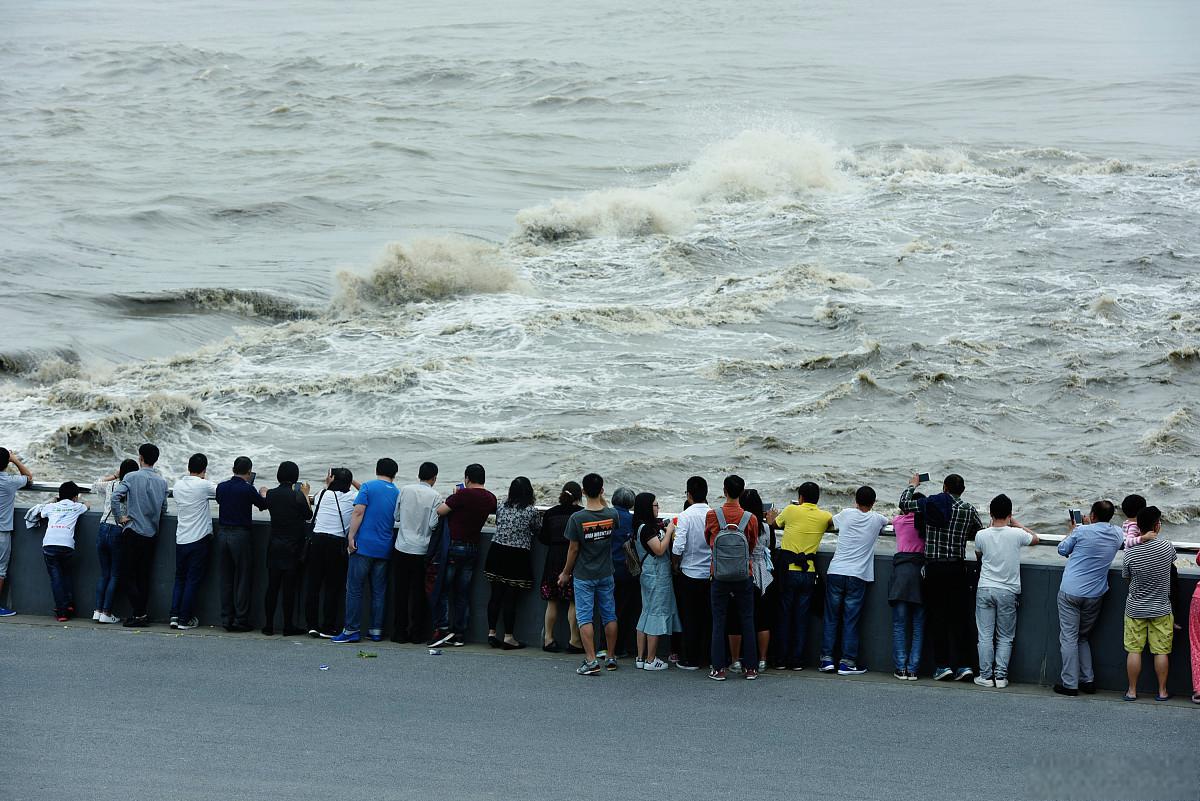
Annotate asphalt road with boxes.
[2,619,1196,801]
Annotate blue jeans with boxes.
[976,587,1019,680]
[343,554,389,636]
[573,575,617,627]
[892,601,925,673]
[820,574,868,665]
[777,570,816,668]
[710,578,756,670]
[171,537,210,621]
[43,546,75,614]
[94,522,122,613]
[442,542,478,636]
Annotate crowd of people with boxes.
[1,444,1198,703]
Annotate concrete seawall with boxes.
[6,508,1197,694]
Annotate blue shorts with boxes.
[573,575,617,626]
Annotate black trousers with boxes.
[614,576,641,656]
[121,531,156,618]
[391,551,429,643]
[305,533,348,634]
[487,581,520,636]
[218,526,253,628]
[922,559,975,669]
[265,566,300,631]
[678,575,713,667]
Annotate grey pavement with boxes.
[2,618,1197,801]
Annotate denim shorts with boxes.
[573,575,617,626]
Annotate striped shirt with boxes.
[1121,537,1176,619]
[898,485,982,561]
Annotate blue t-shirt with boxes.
[354,479,399,558]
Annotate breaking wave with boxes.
[112,288,318,321]
[34,389,209,454]
[0,348,82,382]
[1140,408,1195,453]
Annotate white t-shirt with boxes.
[394,482,441,555]
[974,525,1034,594]
[827,508,888,582]
[312,489,357,537]
[172,475,217,545]
[40,499,88,549]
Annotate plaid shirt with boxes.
[898,485,982,561]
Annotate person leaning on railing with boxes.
[215,457,267,633]
[110,443,168,628]
[91,458,138,624]
[0,447,34,617]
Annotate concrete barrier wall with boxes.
[6,508,1196,694]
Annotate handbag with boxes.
[302,490,327,562]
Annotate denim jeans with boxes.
[892,601,926,673]
[442,542,478,636]
[777,570,816,668]
[171,537,210,621]
[710,578,756,670]
[94,522,123,613]
[820,574,868,665]
[43,546,75,614]
[343,553,388,636]
[976,587,1019,680]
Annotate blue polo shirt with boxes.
[1057,522,1123,598]
[354,479,399,558]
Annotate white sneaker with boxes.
[169,616,179,629]
[643,658,668,671]
[728,661,744,674]
[973,676,995,688]
[92,610,101,621]
[758,660,767,672]
[635,658,645,669]
[97,612,121,624]
[994,678,1009,689]
[176,617,200,630]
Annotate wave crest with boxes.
[34,389,208,454]
[112,288,317,321]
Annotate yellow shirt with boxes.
[775,502,832,571]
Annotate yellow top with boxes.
[775,502,832,572]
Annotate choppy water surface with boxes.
[2,0,1198,531]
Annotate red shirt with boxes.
[704,501,760,577]
[445,486,497,545]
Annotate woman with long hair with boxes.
[91,459,137,624]
[484,476,541,649]
[305,467,358,638]
[261,461,311,636]
[539,481,584,653]
[632,492,681,671]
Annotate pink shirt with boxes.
[1122,518,1142,549]
[892,513,923,554]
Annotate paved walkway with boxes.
[2,618,1196,801]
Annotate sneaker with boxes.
[307,629,321,639]
[635,658,645,669]
[0,608,15,617]
[367,634,383,642]
[169,616,179,629]
[906,670,919,681]
[55,614,68,622]
[676,662,700,671]
[596,649,607,659]
[92,610,101,622]
[773,664,788,671]
[1078,681,1096,695]
[728,661,744,674]
[818,658,835,673]
[708,668,727,681]
[758,661,767,672]
[605,658,619,671]
[576,659,601,676]
[954,667,974,681]
[668,653,680,663]
[838,662,868,676]
[744,668,758,680]
[994,678,1009,689]
[318,630,336,639]
[973,676,994,688]
[932,667,953,681]
[176,617,200,630]
[450,635,466,647]
[894,670,908,680]
[644,658,668,671]
[429,630,455,648]
[1053,683,1078,697]
[97,612,121,624]
[331,631,361,644]
[122,615,149,628]
[791,665,805,672]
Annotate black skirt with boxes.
[889,552,925,605]
[484,542,533,589]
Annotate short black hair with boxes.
[798,482,820,504]
[505,476,535,509]
[464,463,485,485]
[139,443,160,466]
[1121,494,1147,518]
[376,458,398,479]
[1136,506,1161,534]
[582,473,604,499]
[990,493,1013,520]
[276,461,299,484]
[57,481,81,501]
[855,485,877,508]
[0,447,9,471]
[686,475,708,503]
[1091,499,1116,523]
[233,456,253,476]
[943,474,965,496]
[119,459,139,479]
[187,453,208,474]
[418,461,438,481]
[330,468,353,493]
[723,474,745,500]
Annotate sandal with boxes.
[1122,693,1136,701]
[542,640,561,653]
[488,635,502,649]
[1154,693,1170,702]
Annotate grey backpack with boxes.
[711,507,751,581]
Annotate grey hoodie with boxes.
[111,466,168,538]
